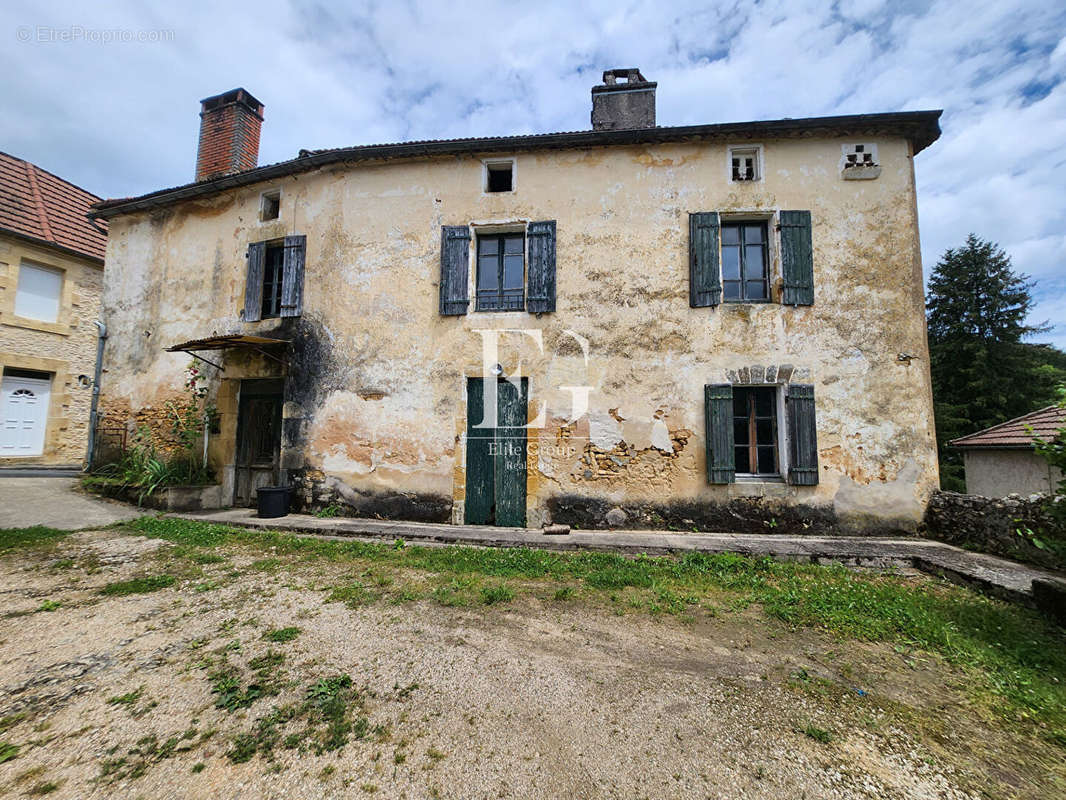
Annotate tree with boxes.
[926,234,1064,491]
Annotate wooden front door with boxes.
[465,377,527,527]
[234,379,283,507]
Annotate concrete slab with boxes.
[175,507,1065,607]
[0,477,142,530]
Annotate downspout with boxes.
[85,320,107,471]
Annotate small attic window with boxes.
[485,161,514,193]
[729,146,761,182]
[260,190,280,222]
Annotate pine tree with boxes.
[926,234,1063,491]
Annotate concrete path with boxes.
[0,476,141,530]
[177,507,1066,607]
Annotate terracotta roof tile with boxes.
[0,151,106,261]
[951,405,1066,448]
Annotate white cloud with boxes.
[1,0,1063,348]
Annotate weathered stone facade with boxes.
[95,105,941,532]
[0,234,104,465]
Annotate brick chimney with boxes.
[591,68,657,131]
[195,88,264,182]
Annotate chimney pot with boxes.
[195,88,264,182]
[591,68,656,131]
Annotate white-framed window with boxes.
[483,160,515,193]
[728,145,762,182]
[14,262,63,323]
[259,189,281,222]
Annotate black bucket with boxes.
[256,486,291,519]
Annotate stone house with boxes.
[952,405,1064,497]
[0,152,106,465]
[90,71,942,533]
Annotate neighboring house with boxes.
[90,71,942,532]
[0,152,106,465]
[952,406,1065,497]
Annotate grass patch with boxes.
[479,583,514,605]
[28,780,60,795]
[0,741,19,763]
[210,650,286,712]
[327,582,377,608]
[122,516,1066,735]
[263,627,301,643]
[36,599,61,612]
[0,526,69,553]
[800,724,833,744]
[100,574,176,596]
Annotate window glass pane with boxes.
[478,258,499,290]
[732,392,747,417]
[722,246,741,280]
[723,281,741,301]
[744,245,765,278]
[746,281,767,300]
[721,225,740,245]
[756,418,774,445]
[744,224,764,243]
[733,419,749,446]
[754,389,775,417]
[735,447,749,471]
[479,237,499,256]
[15,263,62,322]
[757,446,777,474]
[503,255,524,288]
[503,236,523,254]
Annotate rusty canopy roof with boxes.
[0,151,107,262]
[166,334,290,352]
[951,405,1066,449]
[89,110,942,220]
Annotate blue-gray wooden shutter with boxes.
[439,226,470,315]
[786,384,819,485]
[280,234,306,318]
[689,212,721,307]
[243,241,266,322]
[705,383,734,484]
[780,210,814,305]
[526,220,556,313]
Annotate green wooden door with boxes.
[465,378,527,527]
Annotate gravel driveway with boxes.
[0,528,1061,799]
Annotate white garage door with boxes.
[1,375,52,457]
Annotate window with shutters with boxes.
[721,222,769,302]
[260,243,285,319]
[476,233,525,311]
[733,386,779,476]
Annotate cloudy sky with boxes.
[2,0,1063,347]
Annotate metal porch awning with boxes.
[165,334,290,371]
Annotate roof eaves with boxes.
[0,225,105,265]
[90,110,943,220]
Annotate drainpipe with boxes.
[85,320,107,471]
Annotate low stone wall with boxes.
[921,491,1065,570]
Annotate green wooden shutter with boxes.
[526,220,556,313]
[690,212,721,307]
[780,210,814,306]
[464,378,494,525]
[280,234,306,318]
[439,226,470,315]
[494,378,528,527]
[787,383,819,485]
[705,383,735,484]
[243,241,266,322]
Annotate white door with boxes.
[1,375,52,457]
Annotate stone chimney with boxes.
[591,68,657,131]
[195,88,264,182]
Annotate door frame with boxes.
[464,376,528,527]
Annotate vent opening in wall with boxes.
[729,146,760,182]
[485,161,514,193]
[260,190,281,222]
[841,143,880,180]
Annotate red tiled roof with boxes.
[0,151,106,262]
[951,405,1066,448]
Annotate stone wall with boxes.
[921,491,1066,569]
